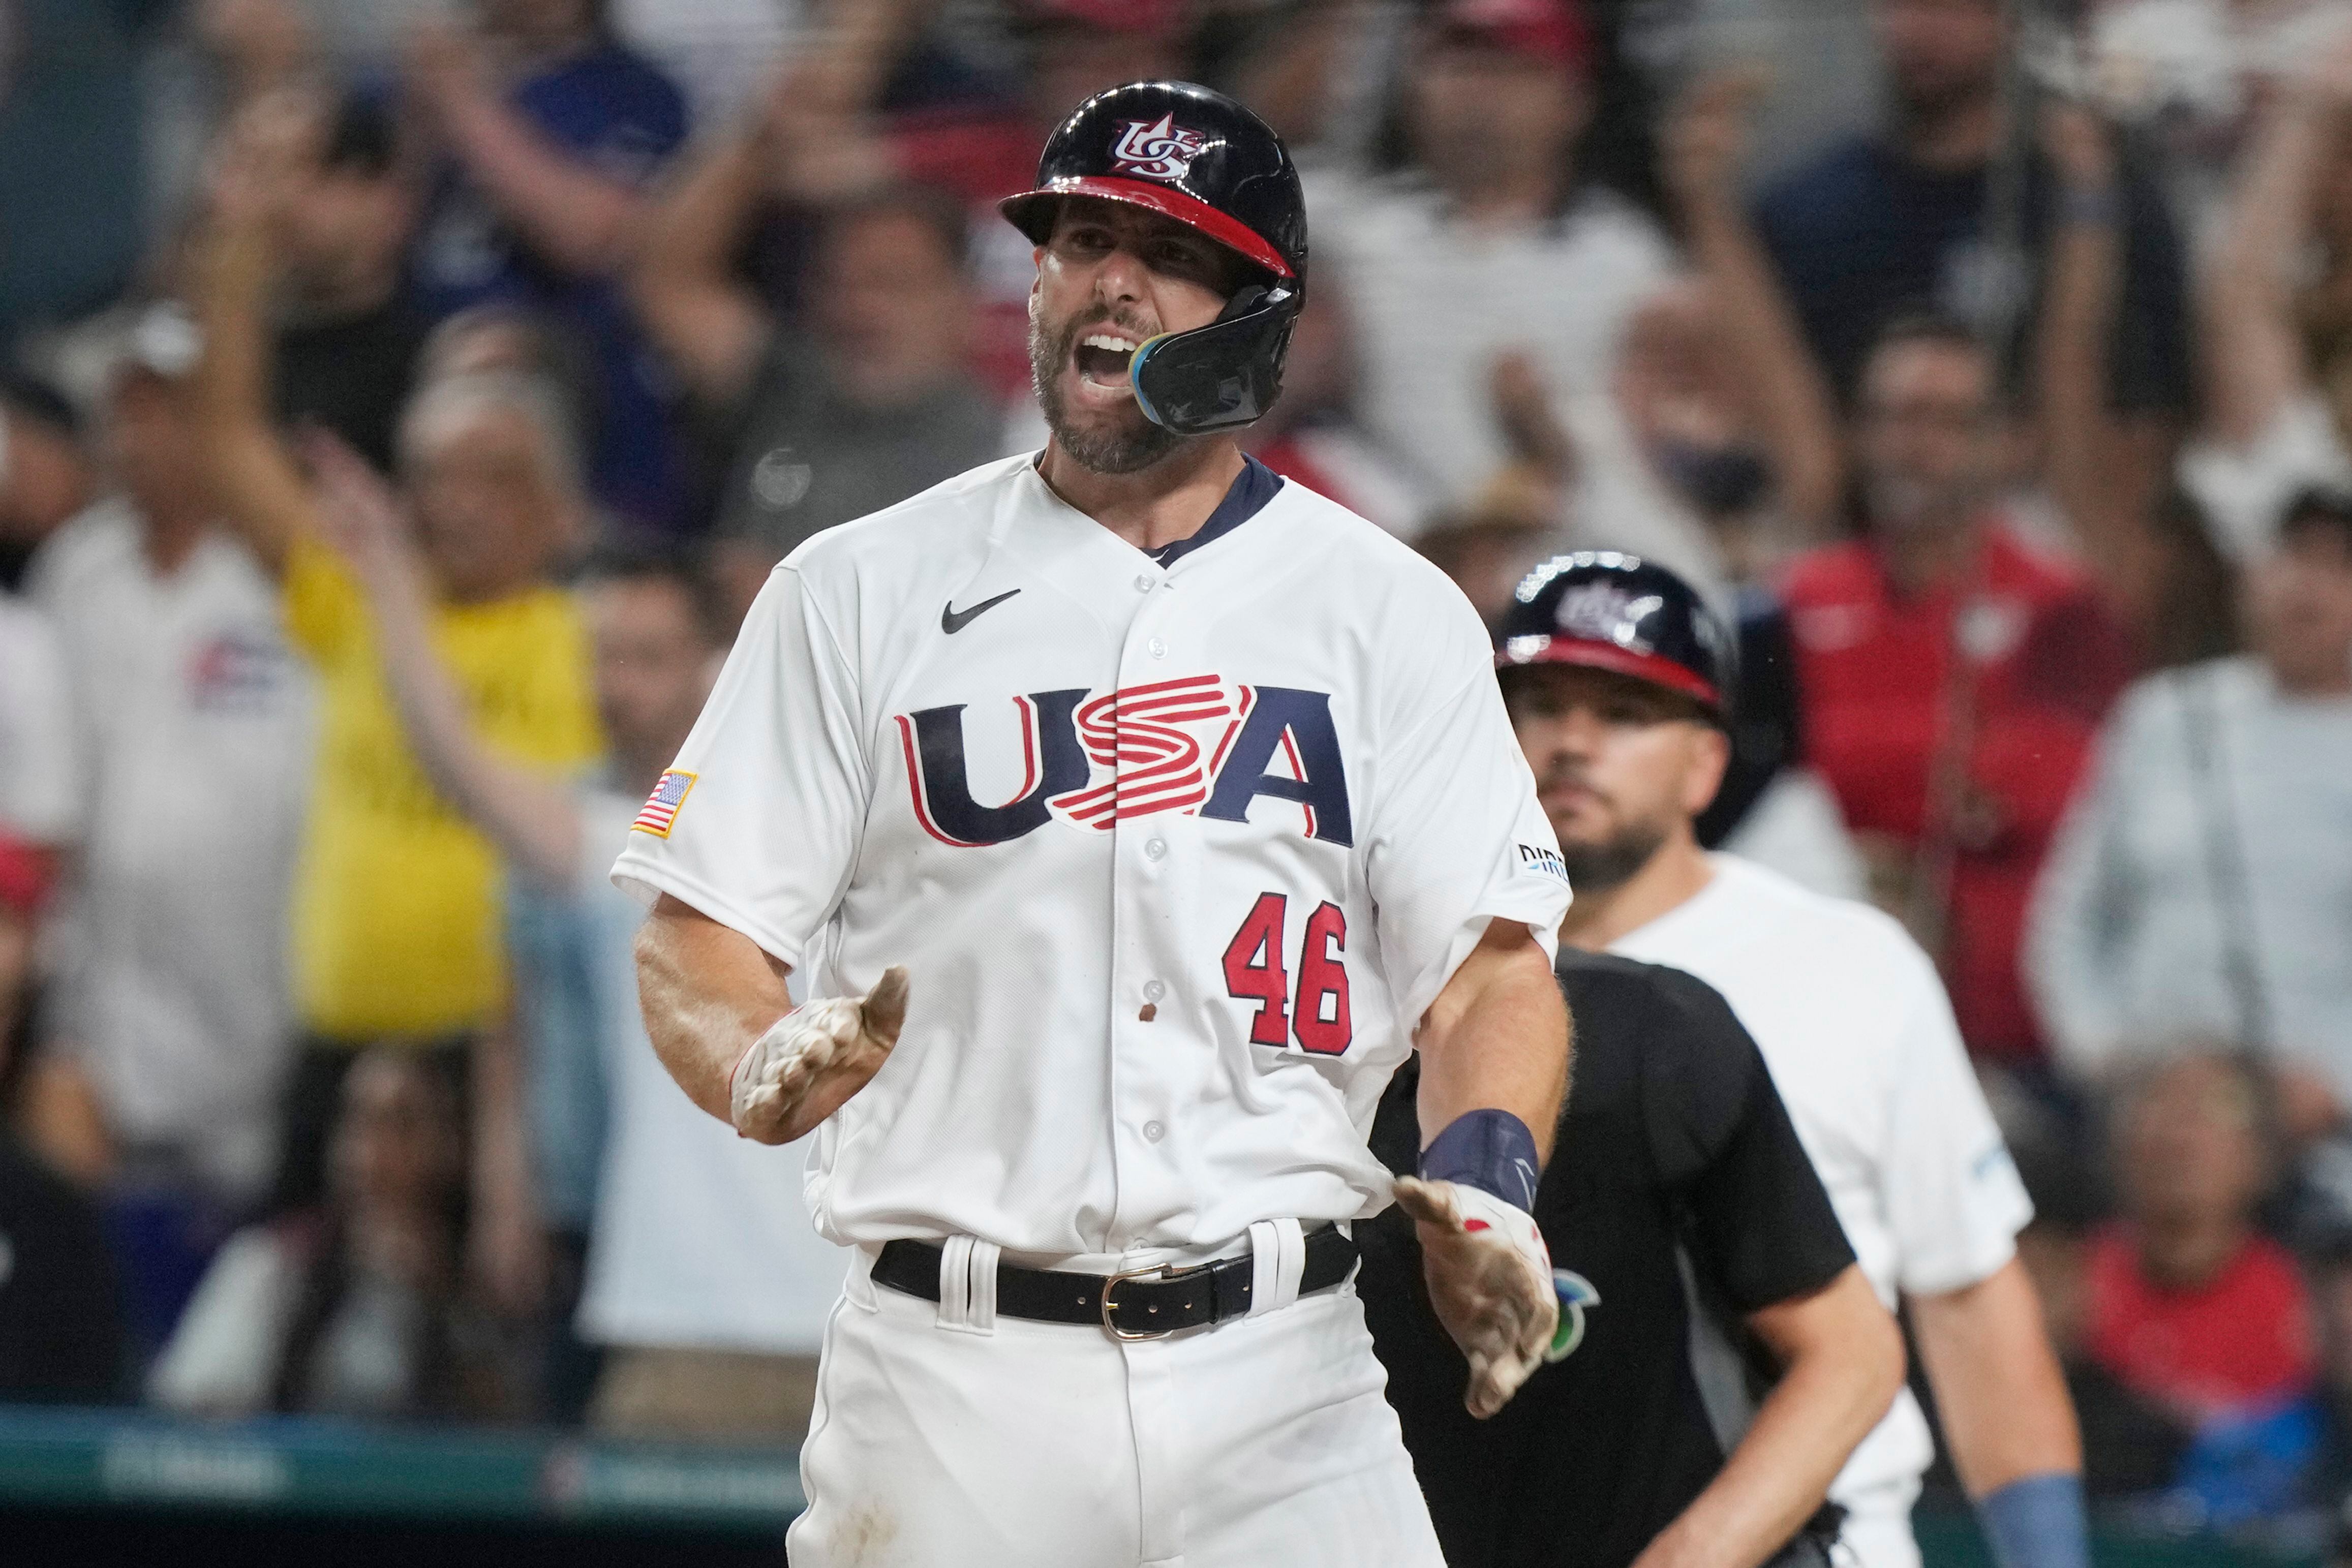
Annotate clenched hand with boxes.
[729,966,910,1144]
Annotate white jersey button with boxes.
[1144,837,1168,860]
[1143,979,1167,1002]
[1143,1121,1166,1143]
[1147,637,1167,659]
[1133,572,1155,593]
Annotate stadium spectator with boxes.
[711,0,1177,403]
[1641,71,1868,897]
[1315,0,1684,550]
[2079,0,2352,260]
[1777,313,2135,1065]
[0,951,126,1406]
[0,593,76,915]
[150,1046,516,1421]
[1751,0,2191,434]
[0,576,119,1406]
[25,301,312,1356]
[0,378,99,587]
[2006,1142,2190,1500]
[265,91,427,473]
[302,434,849,1437]
[634,161,1002,630]
[2028,490,2352,1127]
[404,0,690,533]
[2086,1052,2326,1526]
[2185,32,2352,564]
[192,149,600,1230]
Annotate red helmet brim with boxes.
[1494,635,1724,712]
[1000,175,1294,280]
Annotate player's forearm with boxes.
[633,893,798,1124]
[1638,1266,1904,1568]
[1912,1258,2084,1495]
[1415,920,1570,1163]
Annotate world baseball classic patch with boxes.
[632,770,697,838]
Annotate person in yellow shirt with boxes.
[193,121,600,1223]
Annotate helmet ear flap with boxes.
[1129,282,1301,436]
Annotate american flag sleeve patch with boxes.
[631,769,697,838]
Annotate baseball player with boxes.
[1496,552,2089,1568]
[617,82,1574,1567]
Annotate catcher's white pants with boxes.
[787,1242,1445,1568]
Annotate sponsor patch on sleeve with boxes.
[631,769,697,838]
[1517,843,1569,883]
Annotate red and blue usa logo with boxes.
[1109,113,1209,182]
[894,674,1352,849]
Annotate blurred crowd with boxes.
[1,0,2351,1548]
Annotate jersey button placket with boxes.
[1110,575,1186,1250]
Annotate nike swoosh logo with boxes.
[941,589,1020,634]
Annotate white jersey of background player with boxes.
[617,82,1574,1568]
[1496,553,2092,1568]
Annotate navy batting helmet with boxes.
[1494,552,1736,722]
[1001,80,1306,437]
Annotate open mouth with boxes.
[1073,331,1140,394]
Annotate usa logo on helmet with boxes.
[1110,114,1209,181]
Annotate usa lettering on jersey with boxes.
[895,675,1354,847]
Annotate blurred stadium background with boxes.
[6,0,2352,1562]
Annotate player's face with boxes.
[1029,197,1245,474]
[588,576,714,767]
[1503,664,1728,893]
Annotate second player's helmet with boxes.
[1494,552,1736,723]
[1001,80,1306,437]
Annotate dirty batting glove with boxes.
[728,966,909,1144]
[1395,1108,1557,1419]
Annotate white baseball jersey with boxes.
[613,453,1569,1263]
[1611,854,2033,1550]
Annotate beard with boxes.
[1029,308,1185,475]
[1557,822,1671,895]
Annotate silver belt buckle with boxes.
[1100,1259,1204,1341]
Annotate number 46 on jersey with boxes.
[1225,893,1352,1056]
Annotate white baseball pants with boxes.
[786,1240,1446,1568]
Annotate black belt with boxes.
[873,1225,1357,1340]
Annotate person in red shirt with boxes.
[1782,316,2134,1063]
[2088,1054,2315,1420]
[2083,1052,2325,1522]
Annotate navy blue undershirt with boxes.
[1143,454,1284,567]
